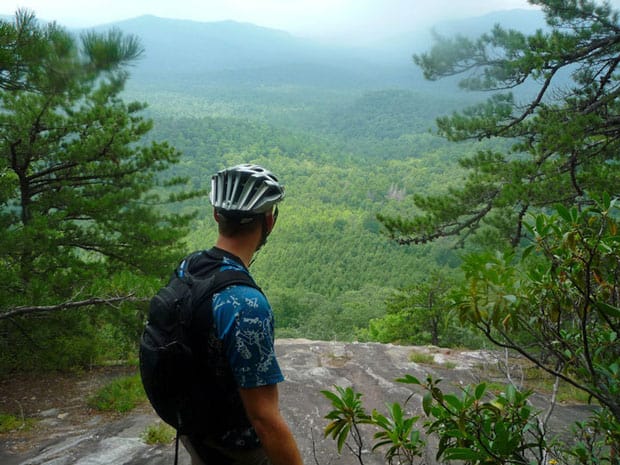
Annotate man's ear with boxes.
[213,209,220,223]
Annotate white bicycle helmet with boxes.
[210,164,284,219]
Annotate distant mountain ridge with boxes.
[0,9,546,89]
[95,10,545,89]
[95,15,319,70]
[370,8,547,62]
[435,8,547,36]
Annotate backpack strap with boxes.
[187,269,263,320]
[174,428,180,465]
[209,269,263,295]
[174,251,263,329]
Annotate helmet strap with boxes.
[257,214,270,250]
[247,216,268,268]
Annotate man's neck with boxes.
[214,236,257,268]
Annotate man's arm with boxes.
[239,384,303,465]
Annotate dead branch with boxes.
[0,295,148,320]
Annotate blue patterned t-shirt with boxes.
[211,257,284,389]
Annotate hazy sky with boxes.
[3,0,619,44]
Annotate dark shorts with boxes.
[181,435,272,465]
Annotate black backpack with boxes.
[139,250,261,437]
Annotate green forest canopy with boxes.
[4,1,618,368]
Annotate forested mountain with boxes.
[101,10,542,341]
[101,10,545,89]
[0,8,545,355]
[94,15,416,89]
[3,6,619,458]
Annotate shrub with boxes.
[87,374,146,413]
[0,413,35,433]
[142,422,176,445]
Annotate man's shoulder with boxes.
[216,283,267,304]
[186,249,259,287]
[212,284,272,337]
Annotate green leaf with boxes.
[337,423,350,452]
[521,244,535,260]
[594,302,620,318]
[422,392,433,416]
[494,421,509,453]
[535,214,547,235]
[321,389,343,406]
[504,383,517,403]
[396,374,421,385]
[371,439,393,450]
[324,421,341,438]
[555,203,572,222]
[371,410,389,428]
[388,402,404,424]
[443,394,462,411]
[443,447,481,461]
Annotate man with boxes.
[181,164,303,465]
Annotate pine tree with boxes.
[378,0,620,247]
[0,10,200,316]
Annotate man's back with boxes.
[182,163,302,465]
[186,248,283,448]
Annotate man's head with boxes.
[210,164,284,243]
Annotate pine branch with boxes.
[393,195,496,245]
